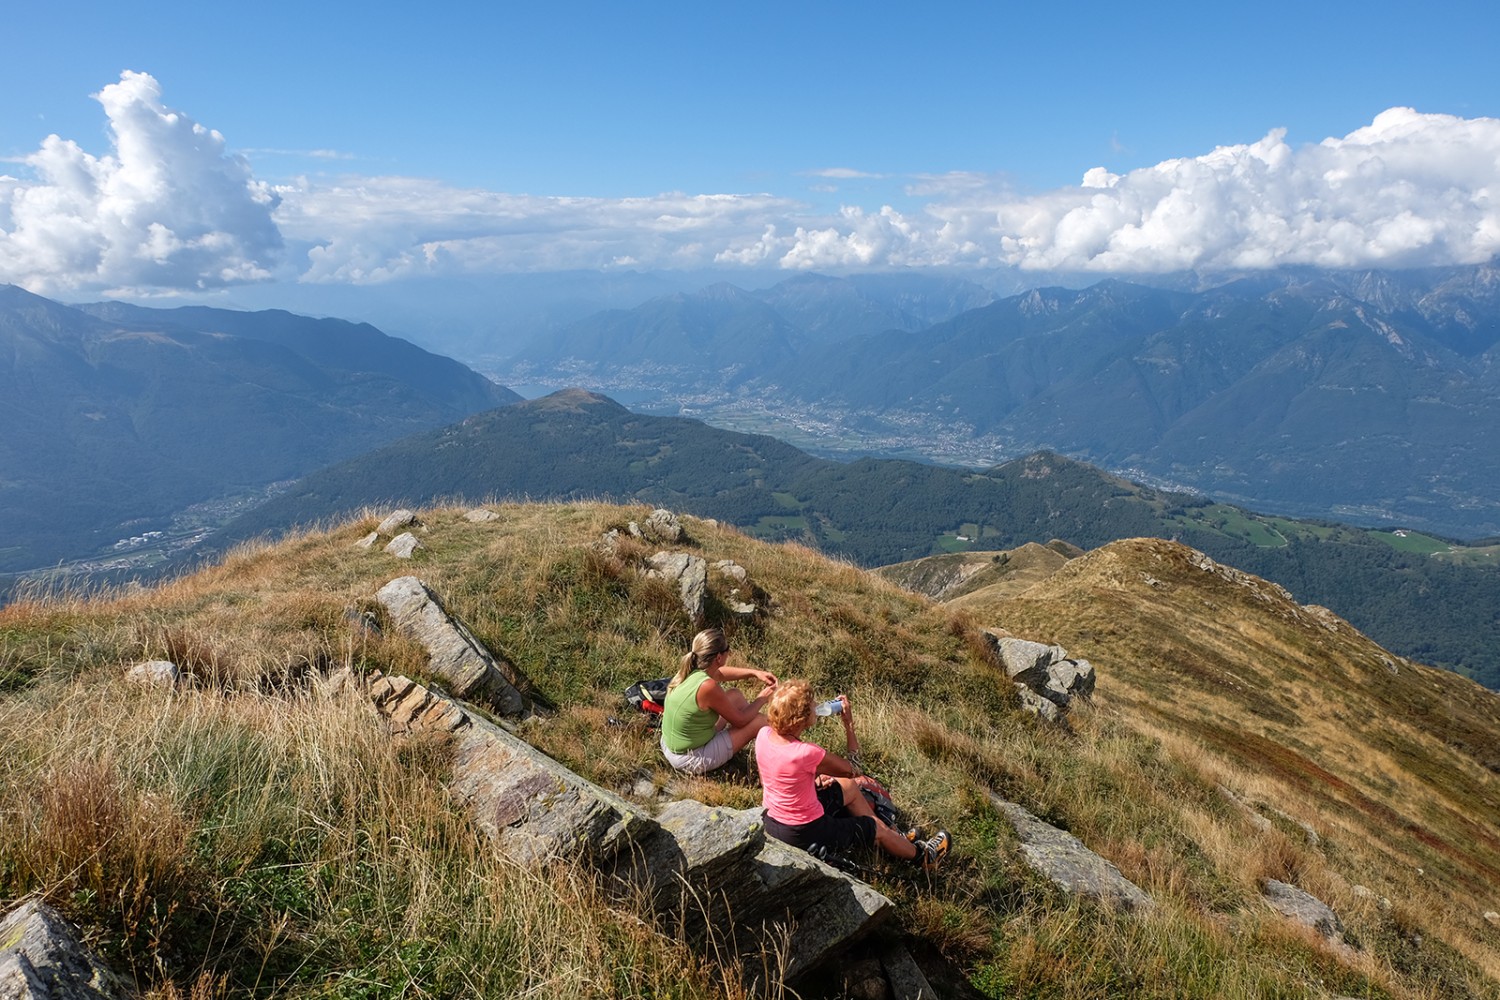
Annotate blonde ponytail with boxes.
[667,628,728,693]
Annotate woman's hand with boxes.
[753,668,778,686]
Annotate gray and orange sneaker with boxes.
[916,831,950,871]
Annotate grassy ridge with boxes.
[2,503,1498,997]
[190,397,1500,688]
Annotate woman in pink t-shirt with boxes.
[756,680,948,869]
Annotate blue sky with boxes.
[3,0,1499,299]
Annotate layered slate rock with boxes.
[369,672,647,865]
[990,794,1153,912]
[374,576,526,716]
[0,899,125,1000]
[359,672,891,983]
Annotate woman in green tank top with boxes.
[660,627,778,774]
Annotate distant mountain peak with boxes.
[519,387,627,412]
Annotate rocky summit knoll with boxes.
[2,502,1500,999]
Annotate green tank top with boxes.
[662,671,719,753]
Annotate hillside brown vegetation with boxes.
[2,505,1498,998]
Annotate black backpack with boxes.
[624,677,671,727]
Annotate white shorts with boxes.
[661,729,735,774]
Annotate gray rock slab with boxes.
[991,794,1153,912]
[376,509,418,534]
[1262,879,1344,939]
[0,900,125,1000]
[640,508,683,543]
[1047,658,1095,699]
[375,576,526,716]
[1014,686,1062,722]
[981,632,1066,692]
[384,532,423,559]
[464,508,501,522]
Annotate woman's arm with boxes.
[717,663,778,686]
[698,676,775,727]
[815,750,861,778]
[839,695,861,765]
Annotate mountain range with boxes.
[502,264,1500,538]
[503,271,996,384]
[0,285,517,573]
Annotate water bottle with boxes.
[814,698,843,717]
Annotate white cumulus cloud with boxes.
[0,71,282,295]
[962,108,1500,273]
[4,81,1499,294]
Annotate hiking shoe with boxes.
[918,831,950,871]
[904,827,920,844]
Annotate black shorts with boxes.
[762,782,877,853]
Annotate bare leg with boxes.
[728,712,768,751]
[836,778,917,861]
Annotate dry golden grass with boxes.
[4,507,1500,997]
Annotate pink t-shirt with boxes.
[756,727,826,825]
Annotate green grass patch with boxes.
[1180,505,1288,547]
[936,535,974,554]
[1370,529,1454,555]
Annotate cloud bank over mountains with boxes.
[3,72,1499,295]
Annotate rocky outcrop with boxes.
[631,508,684,544]
[644,552,708,622]
[369,671,645,864]
[464,508,501,522]
[0,900,125,1000]
[989,794,1153,912]
[374,576,526,716]
[357,670,892,986]
[980,631,1095,721]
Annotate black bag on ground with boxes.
[624,677,671,727]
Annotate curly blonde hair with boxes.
[767,679,815,738]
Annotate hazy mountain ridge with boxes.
[0,286,518,573]
[501,264,1500,538]
[504,271,996,382]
